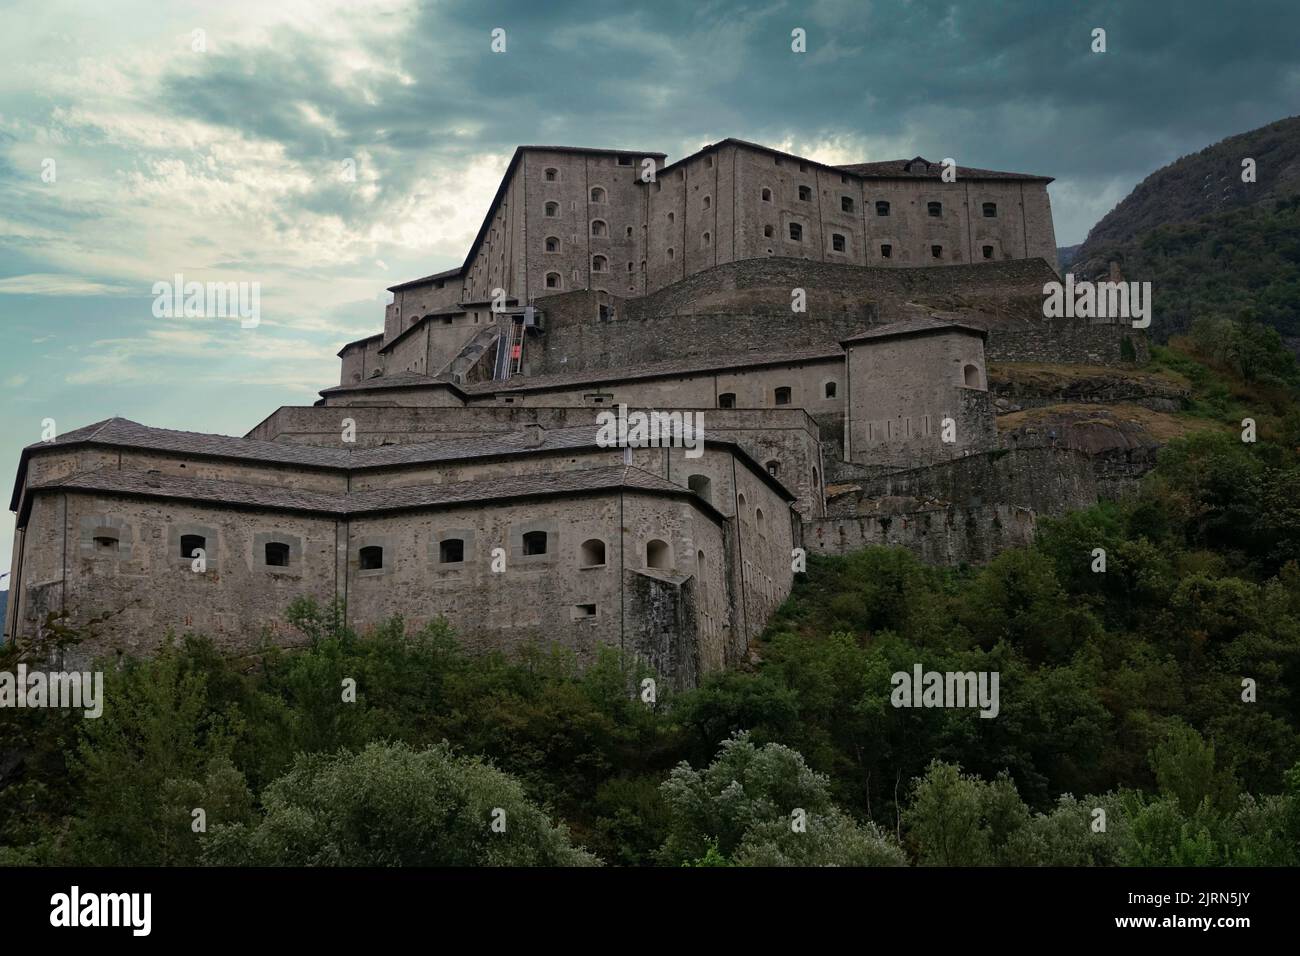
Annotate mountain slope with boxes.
[1072,116,1300,348]
[1076,115,1300,262]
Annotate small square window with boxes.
[841,196,854,213]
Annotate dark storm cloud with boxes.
[149,0,1300,241]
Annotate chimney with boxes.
[522,423,545,447]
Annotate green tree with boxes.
[203,741,598,866]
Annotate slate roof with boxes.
[319,371,464,395]
[25,464,725,523]
[12,417,796,512]
[466,345,845,395]
[840,317,988,345]
[836,155,1052,183]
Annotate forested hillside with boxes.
[2,321,1299,866]
[1071,116,1300,350]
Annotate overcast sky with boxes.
[1,0,1298,573]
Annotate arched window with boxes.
[523,530,548,555]
[931,244,943,259]
[718,392,735,408]
[544,167,559,182]
[591,219,608,237]
[764,225,774,238]
[590,186,607,203]
[982,245,994,259]
[927,201,942,217]
[544,201,559,217]
[876,200,890,216]
[880,243,893,259]
[580,538,606,567]
[703,195,711,210]
[824,381,837,398]
[688,474,712,504]
[798,185,812,201]
[265,542,290,567]
[667,247,675,260]
[963,363,982,388]
[761,187,772,202]
[93,532,119,553]
[545,236,560,253]
[755,508,766,534]
[813,466,820,487]
[701,231,711,247]
[359,545,383,570]
[766,460,780,477]
[737,492,747,512]
[545,272,561,289]
[774,386,792,405]
[180,534,205,558]
[646,539,670,570]
[982,201,997,218]
[439,538,464,563]
[592,255,608,272]
[667,212,675,223]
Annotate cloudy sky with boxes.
[1,0,1297,573]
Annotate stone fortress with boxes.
[5,138,1159,687]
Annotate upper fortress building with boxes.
[8,139,1148,689]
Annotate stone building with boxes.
[6,139,1139,688]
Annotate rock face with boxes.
[988,363,1190,413]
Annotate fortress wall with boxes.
[19,491,338,665]
[388,275,462,344]
[987,321,1149,366]
[249,404,821,445]
[350,447,630,492]
[320,386,466,408]
[108,449,345,493]
[806,503,1037,565]
[844,329,993,468]
[13,483,739,687]
[339,336,382,386]
[247,404,824,517]
[732,459,798,649]
[621,494,731,679]
[827,446,1102,519]
[531,288,861,375]
[617,255,1055,319]
[344,494,633,661]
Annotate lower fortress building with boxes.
[4,141,1158,688]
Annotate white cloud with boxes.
[0,273,131,295]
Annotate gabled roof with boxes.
[23,464,727,524]
[336,332,383,357]
[12,417,797,513]
[840,316,988,345]
[655,139,1052,183]
[386,145,667,294]
[319,371,468,397]
[836,155,1052,183]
